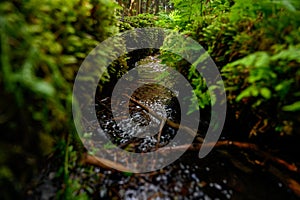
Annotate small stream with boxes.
[31,56,298,200]
[89,56,296,199]
[96,56,181,153]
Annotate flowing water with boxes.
[31,56,298,200]
[89,56,296,199]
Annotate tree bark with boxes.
[146,0,151,13]
[139,0,142,14]
[155,0,159,14]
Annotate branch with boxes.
[159,141,300,197]
[81,153,132,172]
[81,141,300,196]
[88,95,300,196]
[159,141,298,173]
[268,165,300,197]
[123,93,201,141]
[156,118,166,149]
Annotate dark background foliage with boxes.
[1,0,300,199]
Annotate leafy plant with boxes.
[222,43,300,135]
[119,13,157,31]
[0,0,121,198]
[157,0,300,138]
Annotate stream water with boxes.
[89,56,297,199]
[31,56,298,200]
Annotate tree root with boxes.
[159,141,298,173]
[82,94,300,197]
[159,141,300,197]
[81,152,132,172]
[82,140,300,197]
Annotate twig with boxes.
[159,140,300,197]
[159,141,298,173]
[268,165,300,197]
[81,153,132,172]
[82,140,300,196]
[123,93,202,141]
[89,95,300,196]
[156,118,166,150]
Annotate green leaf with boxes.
[32,81,55,97]
[282,101,300,111]
[279,0,296,12]
[61,55,77,64]
[236,88,251,101]
[260,87,272,99]
[229,53,257,67]
[254,52,270,68]
[236,86,259,101]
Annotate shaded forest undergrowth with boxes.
[1,0,300,199]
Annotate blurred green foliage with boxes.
[157,0,300,137]
[0,0,120,199]
[118,13,158,31]
[1,0,300,198]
